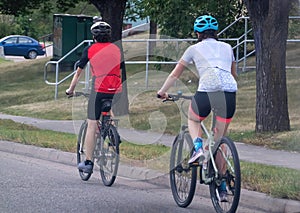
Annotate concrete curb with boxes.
[1,140,299,213]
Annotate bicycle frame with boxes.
[200,120,218,184]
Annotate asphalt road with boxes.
[0,149,270,213]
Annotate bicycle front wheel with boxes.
[98,125,120,186]
[77,120,92,181]
[208,136,241,213]
[170,132,197,208]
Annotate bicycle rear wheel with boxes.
[77,121,92,181]
[170,131,197,208]
[97,125,120,186]
[208,136,241,213]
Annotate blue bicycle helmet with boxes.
[194,15,218,33]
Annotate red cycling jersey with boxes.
[78,42,122,94]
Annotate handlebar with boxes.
[157,91,192,119]
[67,91,90,98]
[157,92,193,102]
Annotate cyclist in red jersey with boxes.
[66,21,122,173]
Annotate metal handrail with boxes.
[44,39,93,99]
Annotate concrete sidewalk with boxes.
[0,113,300,212]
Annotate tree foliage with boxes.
[0,0,43,16]
[0,0,85,16]
[0,1,99,39]
[126,0,246,38]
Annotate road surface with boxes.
[0,149,267,213]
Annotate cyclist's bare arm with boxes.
[66,67,84,95]
[157,59,186,98]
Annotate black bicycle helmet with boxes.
[90,21,111,37]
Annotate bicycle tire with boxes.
[170,132,197,208]
[98,125,120,186]
[208,136,241,213]
[77,121,92,181]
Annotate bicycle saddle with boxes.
[101,99,112,112]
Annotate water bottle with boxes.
[193,137,203,152]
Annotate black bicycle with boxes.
[159,92,241,213]
[73,92,120,186]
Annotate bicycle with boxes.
[159,92,241,213]
[72,91,120,186]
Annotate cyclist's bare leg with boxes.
[214,120,230,141]
[214,120,231,174]
[84,119,98,161]
[109,109,114,117]
[187,113,203,140]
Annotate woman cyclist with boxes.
[66,21,122,174]
[157,15,238,202]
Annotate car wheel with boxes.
[26,50,37,59]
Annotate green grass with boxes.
[0,57,10,64]
[0,58,73,119]
[241,161,300,200]
[0,119,77,152]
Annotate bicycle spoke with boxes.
[170,133,197,208]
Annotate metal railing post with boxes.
[236,39,240,73]
[243,17,248,72]
[55,63,59,99]
[145,39,150,89]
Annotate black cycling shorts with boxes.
[190,91,236,123]
[87,91,115,120]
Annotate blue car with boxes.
[0,35,45,59]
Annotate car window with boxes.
[19,37,33,44]
[4,37,17,44]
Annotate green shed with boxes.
[52,14,93,67]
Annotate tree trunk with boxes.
[244,0,291,132]
[90,0,129,116]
